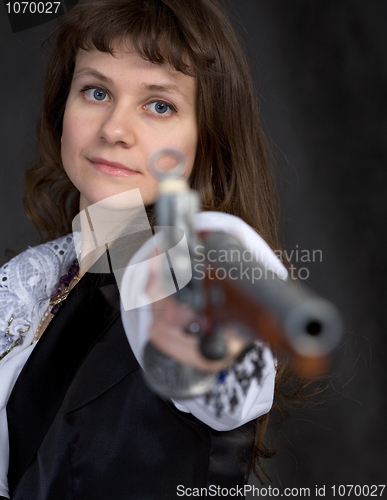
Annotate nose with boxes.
[98,103,136,147]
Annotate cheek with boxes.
[61,107,90,166]
[61,109,77,168]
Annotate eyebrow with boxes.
[141,83,191,104]
[73,68,113,84]
[73,68,192,103]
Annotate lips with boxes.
[88,157,139,177]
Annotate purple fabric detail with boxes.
[49,259,79,316]
[50,304,61,315]
[59,275,73,286]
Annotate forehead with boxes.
[73,48,196,102]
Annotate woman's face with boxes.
[61,46,197,210]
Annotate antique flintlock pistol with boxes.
[142,149,342,399]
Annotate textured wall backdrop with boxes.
[1,0,386,497]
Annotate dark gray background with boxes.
[1,0,386,497]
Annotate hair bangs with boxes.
[56,0,217,77]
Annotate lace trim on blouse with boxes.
[0,235,77,364]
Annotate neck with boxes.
[77,206,109,275]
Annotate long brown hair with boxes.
[24,0,288,481]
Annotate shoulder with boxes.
[0,234,77,301]
[0,234,77,359]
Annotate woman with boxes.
[0,0,287,498]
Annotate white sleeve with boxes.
[119,211,287,431]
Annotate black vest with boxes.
[6,271,256,500]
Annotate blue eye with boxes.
[154,102,168,114]
[93,88,107,101]
[81,86,110,102]
[148,101,175,115]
